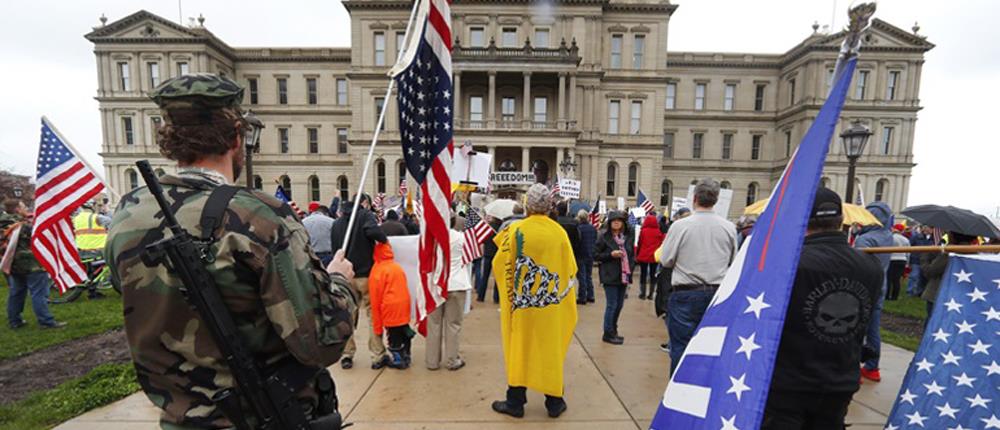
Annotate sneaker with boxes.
[860,367,881,382]
[447,359,466,371]
[371,355,391,370]
[659,342,670,353]
[602,333,623,345]
[639,293,646,300]
[41,321,67,329]
[491,401,524,418]
[8,321,26,330]
[340,357,354,369]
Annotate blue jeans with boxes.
[603,284,627,334]
[667,289,715,375]
[6,272,56,326]
[470,258,482,294]
[906,264,924,297]
[576,258,594,302]
[864,281,886,370]
[476,255,498,302]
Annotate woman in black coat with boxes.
[594,210,635,345]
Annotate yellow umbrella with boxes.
[742,198,882,226]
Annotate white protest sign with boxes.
[490,171,537,186]
[630,207,647,219]
[598,200,607,214]
[558,178,581,199]
[671,197,688,216]
[452,151,493,185]
[685,185,734,218]
[617,197,626,210]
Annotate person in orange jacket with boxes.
[368,241,413,369]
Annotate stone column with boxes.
[488,71,497,128]
[557,72,567,129]
[584,86,594,132]
[488,146,497,170]
[522,72,532,128]
[568,74,578,125]
[556,148,564,178]
[453,72,462,124]
[568,148,576,178]
[521,147,531,171]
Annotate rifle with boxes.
[135,160,343,430]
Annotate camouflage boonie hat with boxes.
[150,73,244,110]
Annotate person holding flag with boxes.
[2,198,65,329]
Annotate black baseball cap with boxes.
[811,187,843,219]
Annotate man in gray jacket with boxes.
[853,201,894,382]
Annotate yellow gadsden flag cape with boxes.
[492,215,578,397]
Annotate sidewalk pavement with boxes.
[56,286,912,429]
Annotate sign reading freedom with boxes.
[490,171,537,185]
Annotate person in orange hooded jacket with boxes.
[368,241,413,369]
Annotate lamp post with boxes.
[558,148,577,178]
[242,111,264,189]
[840,120,872,203]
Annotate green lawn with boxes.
[882,293,928,320]
[880,328,921,352]
[0,276,123,360]
[0,362,139,430]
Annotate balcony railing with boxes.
[454,37,581,65]
[455,118,578,131]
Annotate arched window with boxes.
[338,176,349,201]
[746,182,759,206]
[126,169,138,190]
[627,162,639,197]
[875,178,888,202]
[660,179,672,207]
[309,175,321,202]
[375,160,386,193]
[498,159,517,172]
[280,175,292,199]
[606,163,617,196]
[820,177,831,189]
[253,175,262,190]
[720,181,731,190]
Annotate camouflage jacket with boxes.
[0,213,44,274]
[105,170,356,430]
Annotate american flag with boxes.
[637,189,655,214]
[550,182,561,200]
[391,0,453,335]
[589,198,602,229]
[885,254,1000,430]
[461,208,493,265]
[32,118,105,293]
[274,185,305,218]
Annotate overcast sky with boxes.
[1,0,997,217]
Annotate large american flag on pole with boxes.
[32,118,105,293]
[391,0,453,335]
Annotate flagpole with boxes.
[827,3,876,96]
[40,116,121,200]
[339,0,422,254]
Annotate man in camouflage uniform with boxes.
[105,73,357,429]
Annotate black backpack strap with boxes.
[199,185,241,242]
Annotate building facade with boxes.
[86,1,933,218]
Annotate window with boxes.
[788,78,796,106]
[533,97,547,126]
[754,84,765,111]
[534,28,549,48]
[126,169,138,190]
[722,133,733,160]
[627,163,638,197]
[692,133,703,159]
[309,176,321,202]
[610,35,623,69]
[660,180,672,206]
[746,183,759,206]
[695,83,706,110]
[338,176,349,200]
[501,97,516,124]
[122,117,134,145]
[253,175,263,190]
[606,163,617,196]
[337,128,348,153]
[308,127,319,154]
[337,79,348,105]
[281,176,292,199]
[277,78,288,104]
[855,70,869,100]
[629,101,642,135]
[666,83,676,109]
[632,35,645,69]
[396,32,406,57]
[470,27,485,47]
[886,71,900,100]
[751,135,762,160]
[724,84,736,111]
[881,127,893,155]
[306,78,318,105]
[374,32,386,65]
[398,162,407,189]
[248,78,258,104]
[469,96,483,127]
[826,68,835,89]
[502,28,517,47]
[374,97,385,130]
[279,128,289,153]
[177,61,189,76]
[148,63,160,88]
[785,130,792,157]
[875,179,888,202]
[608,101,620,134]
[118,62,130,91]
[663,133,674,158]
[376,160,386,193]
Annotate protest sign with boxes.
[558,178,581,199]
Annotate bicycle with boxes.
[49,253,121,304]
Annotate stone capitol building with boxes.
[86,0,933,218]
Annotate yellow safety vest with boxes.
[73,211,107,251]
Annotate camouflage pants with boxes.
[343,277,388,361]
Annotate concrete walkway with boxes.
[56,288,911,429]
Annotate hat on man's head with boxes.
[810,187,843,219]
[150,73,244,110]
[308,201,321,213]
[525,183,553,214]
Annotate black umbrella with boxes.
[901,204,1000,238]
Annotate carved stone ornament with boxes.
[139,24,160,38]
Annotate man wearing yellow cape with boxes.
[491,183,578,419]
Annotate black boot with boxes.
[602,332,623,345]
[545,396,568,418]
[493,386,526,418]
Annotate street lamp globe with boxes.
[840,120,872,159]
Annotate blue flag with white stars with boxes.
[885,254,1000,430]
[649,56,857,430]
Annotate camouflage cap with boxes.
[150,73,244,110]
